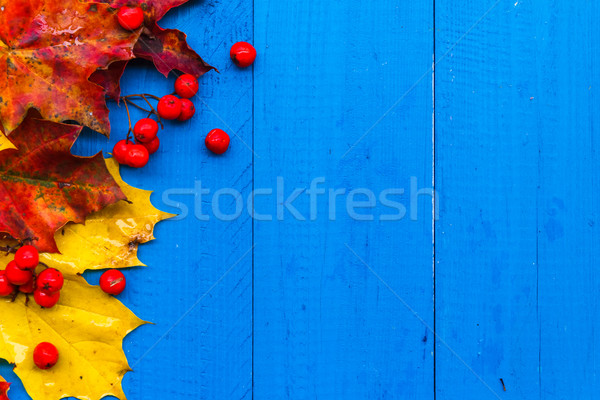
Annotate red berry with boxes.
[177,99,195,121]
[117,6,144,30]
[174,74,199,98]
[6,261,33,286]
[0,271,15,297]
[113,139,133,164]
[125,144,150,168]
[133,118,159,143]
[36,268,63,293]
[138,137,160,155]
[100,269,126,295]
[157,95,182,120]
[230,42,256,68]
[33,342,59,369]
[33,289,60,308]
[15,245,39,270]
[205,129,230,154]
[19,276,35,294]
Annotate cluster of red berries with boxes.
[0,246,63,308]
[114,6,257,165]
[0,244,126,370]
[0,246,127,308]
[112,74,204,168]
[112,73,235,165]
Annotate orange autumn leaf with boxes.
[0,0,140,135]
[0,116,126,253]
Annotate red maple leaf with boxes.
[0,381,9,400]
[0,0,140,135]
[0,115,126,253]
[89,61,129,102]
[134,23,216,78]
[132,0,215,77]
[92,0,215,98]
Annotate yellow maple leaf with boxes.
[0,275,143,400]
[0,132,15,152]
[40,158,174,275]
[0,158,173,399]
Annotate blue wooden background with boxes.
[2,0,599,398]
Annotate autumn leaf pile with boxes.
[0,0,212,398]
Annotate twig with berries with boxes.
[108,35,257,170]
[112,75,199,168]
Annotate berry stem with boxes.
[122,93,161,101]
[119,93,163,129]
[140,94,163,128]
[122,98,134,142]
[123,99,152,114]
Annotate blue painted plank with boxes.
[3,1,254,400]
[253,1,434,398]
[436,1,600,398]
[535,1,600,398]
[434,2,539,399]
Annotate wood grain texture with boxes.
[436,1,599,399]
[535,1,600,398]
[253,1,434,398]
[435,1,540,398]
